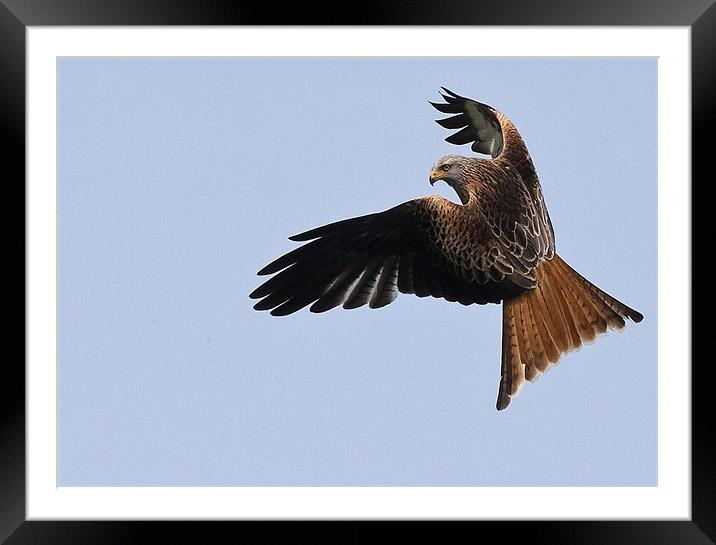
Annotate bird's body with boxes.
[250,88,642,410]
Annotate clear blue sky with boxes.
[57,57,656,486]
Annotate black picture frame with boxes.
[3,1,711,543]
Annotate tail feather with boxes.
[497,254,642,410]
[498,303,525,410]
[544,268,583,350]
[515,301,538,381]
[551,258,602,342]
[536,280,571,354]
[555,270,597,340]
[523,297,550,373]
[528,287,562,367]
[561,258,643,324]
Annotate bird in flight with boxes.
[249,88,643,410]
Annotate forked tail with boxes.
[498,254,643,410]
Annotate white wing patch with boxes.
[432,88,505,159]
[463,100,503,158]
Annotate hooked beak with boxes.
[429,170,446,186]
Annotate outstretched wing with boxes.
[430,87,505,158]
[249,199,524,316]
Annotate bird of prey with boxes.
[249,88,643,410]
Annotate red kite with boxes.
[250,88,643,410]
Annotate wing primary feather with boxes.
[252,285,294,311]
[445,126,478,145]
[435,115,469,129]
[370,256,399,309]
[309,258,367,313]
[441,87,467,100]
[429,101,463,114]
[250,261,306,299]
[257,239,325,275]
[397,254,415,294]
[288,214,374,242]
[343,257,383,309]
[251,251,333,300]
[269,266,340,316]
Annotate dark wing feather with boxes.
[250,199,523,316]
[431,87,504,158]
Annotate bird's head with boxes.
[429,155,471,205]
[429,154,468,185]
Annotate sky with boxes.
[57,57,657,486]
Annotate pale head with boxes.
[429,154,470,186]
[429,154,474,205]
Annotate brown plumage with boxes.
[250,88,643,410]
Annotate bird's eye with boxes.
[442,164,451,171]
